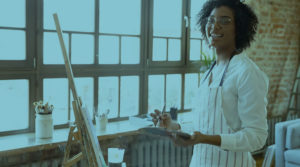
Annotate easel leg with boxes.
[63,126,76,164]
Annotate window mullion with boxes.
[118,76,121,117]
[164,74,167,107]
[179,0,187,66]
[181,0,190,112]
[94,76,98,123]
[183,0,190,66]
[26,0,36,68]
[181,73,185,111]
[148,0,154,66]
[28,0,41,133]
[95,0,100,65]
[140,0,151,115]
[94,0,100,123]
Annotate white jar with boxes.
[35,113,53,139]
[96,116,108,131]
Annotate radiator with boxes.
[129,138,193,167]
[19,158,61,167]
[18,158,86,167]
[16,139,192,167]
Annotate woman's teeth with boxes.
[211,34,223,38]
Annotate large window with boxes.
[0,0,212,135]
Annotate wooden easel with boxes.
[53,13,107,167]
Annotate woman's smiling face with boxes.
[206,6,236,51]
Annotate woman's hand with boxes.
[150,109,180,130]
[171,131,204,147]
[171,131,222,147]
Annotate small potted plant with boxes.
[33,101,54,139]
[191,49,216,87]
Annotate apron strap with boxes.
[203,61,216,82]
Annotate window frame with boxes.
[0,0,209,136]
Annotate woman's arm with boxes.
[171,131,221,147]
[220,66,269,152]
[200,134,221,146]
[172,65,268,151]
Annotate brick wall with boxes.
[246,0,300,117]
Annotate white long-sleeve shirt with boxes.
[195,53,269,152]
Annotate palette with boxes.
[139,127,191,140]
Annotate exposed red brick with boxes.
[248,0,299,117]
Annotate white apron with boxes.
[189,60,256,167]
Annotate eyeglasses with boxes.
[206,16,233,26]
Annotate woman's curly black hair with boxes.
[197,0,258,52]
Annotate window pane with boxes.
[190,0,205,38]
[99,77,119,118]
[44,78,68,125]
[0,80,28,132]
[121,37,140,64]
[71,34,94,64]
[166,74,181,109]
[168,39,181,61]
[44,0,94,32]
[152,38,166,61]
[99,35,119,64]
[190,39,201,61]
[153,0,182,37]
[0,0,25,27]
[100,0,141,35]
[148,75,164,113]
[44,32,69,64]
[71,78,94,122]
[184,73,199,109]
[120,76,139,117]
[0,30,25,60]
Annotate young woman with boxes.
[151,0,269,166]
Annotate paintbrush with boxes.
[159,105,166,121]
